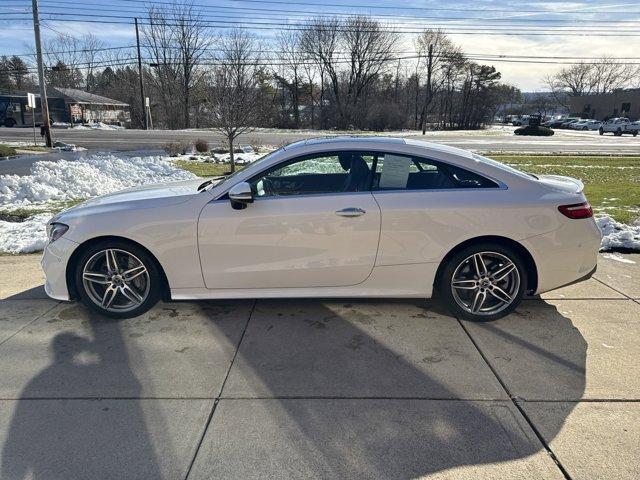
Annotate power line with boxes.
[34,2,640,24]
[34,15,640,36]
[77,0,640,15]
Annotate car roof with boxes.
[282,135,473,158]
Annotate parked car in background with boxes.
[511,115,529,126]
[571,119,602,131]
[559,118,581,129]
[599,118,638,136]
[41,137,601,322]
[544,118,568,128]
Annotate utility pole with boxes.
[32,0,52,147]
[135,18,149,130]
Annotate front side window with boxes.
[373,153,498,190]
[249,151,373,198]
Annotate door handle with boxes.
[335,207,366,217]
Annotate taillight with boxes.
[558,202,593,219]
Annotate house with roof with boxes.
[52,87,130,125]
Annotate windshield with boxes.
[199,146,285,191]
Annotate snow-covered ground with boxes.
[597,216,640,252]
[0,154,195,209]
[172,145,268,165]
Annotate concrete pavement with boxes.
[0,253,638,479]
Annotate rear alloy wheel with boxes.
[75,241,161,318]
[438,244,525,321]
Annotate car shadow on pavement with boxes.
[0,312,165,479]
[191,298,587,479]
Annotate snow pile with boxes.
[70,123,125,131]
[90,122,125,131]
[0,154,196,208]
[597,215,640,252]
[0,214,50,254]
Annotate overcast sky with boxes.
[2,0,639,91]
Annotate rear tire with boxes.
[74,240,161,319]
[437,243,526,322]
[3,118,16,128]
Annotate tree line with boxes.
[1,2,638,139]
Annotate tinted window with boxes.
[249,151,372,197]
[372,153,498,190]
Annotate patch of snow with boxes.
[601,252,636,264]
[90,122,125,131]
[52,141,86,152]
[0,154,196,209]
[597,215,640,252]
[2,141,46,148]
[0,213,50,254]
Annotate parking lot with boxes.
[0,253,637,479]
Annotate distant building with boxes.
[569,89,640,121]
[0,88,130,127]
[52,87,130,125]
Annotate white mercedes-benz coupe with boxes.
[41,137,601,321]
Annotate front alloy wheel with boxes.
[76,241,160,318]
[439,245,525,321]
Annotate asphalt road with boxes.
[2,125,640,155]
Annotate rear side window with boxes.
[372,153,498,190]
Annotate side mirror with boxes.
[228,182,253,209]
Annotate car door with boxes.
[369,152,503,267]
[197,151,381,289]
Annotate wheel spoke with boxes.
[452,279,477,290]
[105,249,119,272]
[471,290,487,313]
[120,284,143,304]
[489,285,513,304]
[492,262,516,282]
[122,265,146,281]
[83,271,110,285]
[101,284,118,309]
[473,253,487,277]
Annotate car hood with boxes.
[52,178,210,225]
[73,178,206,208]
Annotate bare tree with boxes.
[273,31,303,128]
[143,2,212,129]
[301,16,398,129]
[207,29,264,172]
[414,29,459,133]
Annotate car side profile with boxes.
[41,137,601,321]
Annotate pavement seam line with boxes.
[456,317,573,480]
[182,298,257,480]
[592,276,637,302]
[0,301,60,349]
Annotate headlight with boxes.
[47,222,69,243]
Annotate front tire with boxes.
[74,240,161,319]
[437,244,526,322]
